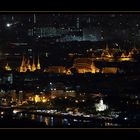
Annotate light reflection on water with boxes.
[17,113,69,126]
[50,117,54,126]
[62,118,69,125]
[16,113,122,127]
[44,117,49,125]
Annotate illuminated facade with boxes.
[101,67,119,74]
[98,45,139,61]
[45,66,66,74]
[73,58,99,73]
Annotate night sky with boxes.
[0,13,140,41]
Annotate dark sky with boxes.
[0,13,140,41]
[0,13,140,28]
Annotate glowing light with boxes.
[119,58,131,61]
[35,95,41,103]
[13,109,20,114]
[6,23,12,27]
[75,100,79,103]
[124,117,128,120]
[95,99,108,111]
[0,112,4,115]
[5,63,12,71]
[82,100,85,102]
[51,95,56,99]
[42,99,47,103]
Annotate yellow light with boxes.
[35,95,41,103]
[42,96,45,99]
[119,58,131,61]
[5,63,12,71]
[42,99,47,103]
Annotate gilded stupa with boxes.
[19,55,41,72]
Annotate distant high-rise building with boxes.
[83,27,102,41]
[76,17,80,29]
[33,14,36,24]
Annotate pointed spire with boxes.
[21,55,25,66]
[31,56,36,71]
[20,55,26,72]
[91,59,95,73]
[105,43,109,51]
[37,54,41,70]
[27,58,31,71]
[121,53,126,58]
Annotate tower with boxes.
[11,16,14,21]
[91,59,96,73]
[27,58,31,71]
[20,55,26,72]
[105,43,109,51]
[37,55,41,70]
[33,14,37,37]
[33,14,36,24]
[76,17,80,29]
[31,57,36,71]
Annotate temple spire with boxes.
[37,54,41,70]
[31,56,36,71]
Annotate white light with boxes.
[124,117,128,120]
[115,43,119,46]
[13,109,19,114]
[95,99,108,112]
[6,23,12,27]
[0,112,4,115]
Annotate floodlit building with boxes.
[73,58,99,73]
[45,66,66,74]
[101,67,119,74]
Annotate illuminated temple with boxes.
[5,63,12,71]
[73,58,100,73]
[19,55,41,72]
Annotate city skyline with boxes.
[0,12,140,128]
[1,13,140,42]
